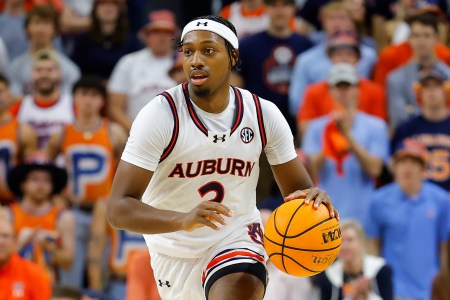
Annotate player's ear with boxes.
[230,49,239,69]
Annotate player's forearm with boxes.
[107,197,185,234]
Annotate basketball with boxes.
[264,198,342,277]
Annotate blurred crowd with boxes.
[0,0,449,299]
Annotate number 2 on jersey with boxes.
[198,181,225,203]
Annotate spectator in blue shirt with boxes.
[288,1,377,116]
[367,140,450,300]
[302,63,389,224]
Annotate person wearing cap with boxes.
[107,14,337,300]
[108,9,178,132]
[7,5,80,97]
[10,48,75,149]
[288,1,377,117]
[298,33,386,139]
[5,152,75,284]
[366,140,450,300]
[391,66,450,192]
[0,213,52,300]
[387,12,450,129]
[302,64,389,225]
[0,73,38,206]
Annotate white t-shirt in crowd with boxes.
[108,48,176,121]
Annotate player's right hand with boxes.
[180,201,233,232]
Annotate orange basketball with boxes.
[264,198,341,277]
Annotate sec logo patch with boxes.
[240,127,254,143]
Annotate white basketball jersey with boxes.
[228,2,269,40]
[18,94,74,148]
[122,84,296,258]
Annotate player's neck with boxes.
[189,84,230,114]
[422,107,449,122]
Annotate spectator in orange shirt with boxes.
[0,212,52,300]
[297,32,385,138]
[373,11,450,87]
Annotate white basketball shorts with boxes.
[149,222,268,300]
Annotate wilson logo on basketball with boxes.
[240,127,254,143]
[312,254,338,265]
[322,228,342,244]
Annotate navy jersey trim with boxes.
[252,94,267,148]
[230,87,244,135]
[182,82,208,136]
[182,83,244,136]
[159,92,179,163]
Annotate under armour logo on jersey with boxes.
[196,21,208,27]
[213,134,226,143]
[158,280,171,287]
[240,127,254,143]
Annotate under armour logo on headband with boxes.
[181,18,239,49]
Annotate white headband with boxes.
[181,19,239,49]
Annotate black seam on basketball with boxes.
[264,235,341,252]
[268,253,322,274]
[280,202,305,273]
[287,217,333,238]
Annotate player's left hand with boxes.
[284,187,339,220]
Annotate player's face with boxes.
[32,60,61,96]
[393,157,426,188]
[74,88,104,116]
[27,17,55,45]
[21,170,53,203]
[329,48,359,65]
[409,23,437,59]
[266,1,296,31]
[0,220,15,262]
[338,226,363,263]
[182,30,234,98]
[421,78,448,109]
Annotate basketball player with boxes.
[107,15,338,300]
[0,74,37,206]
